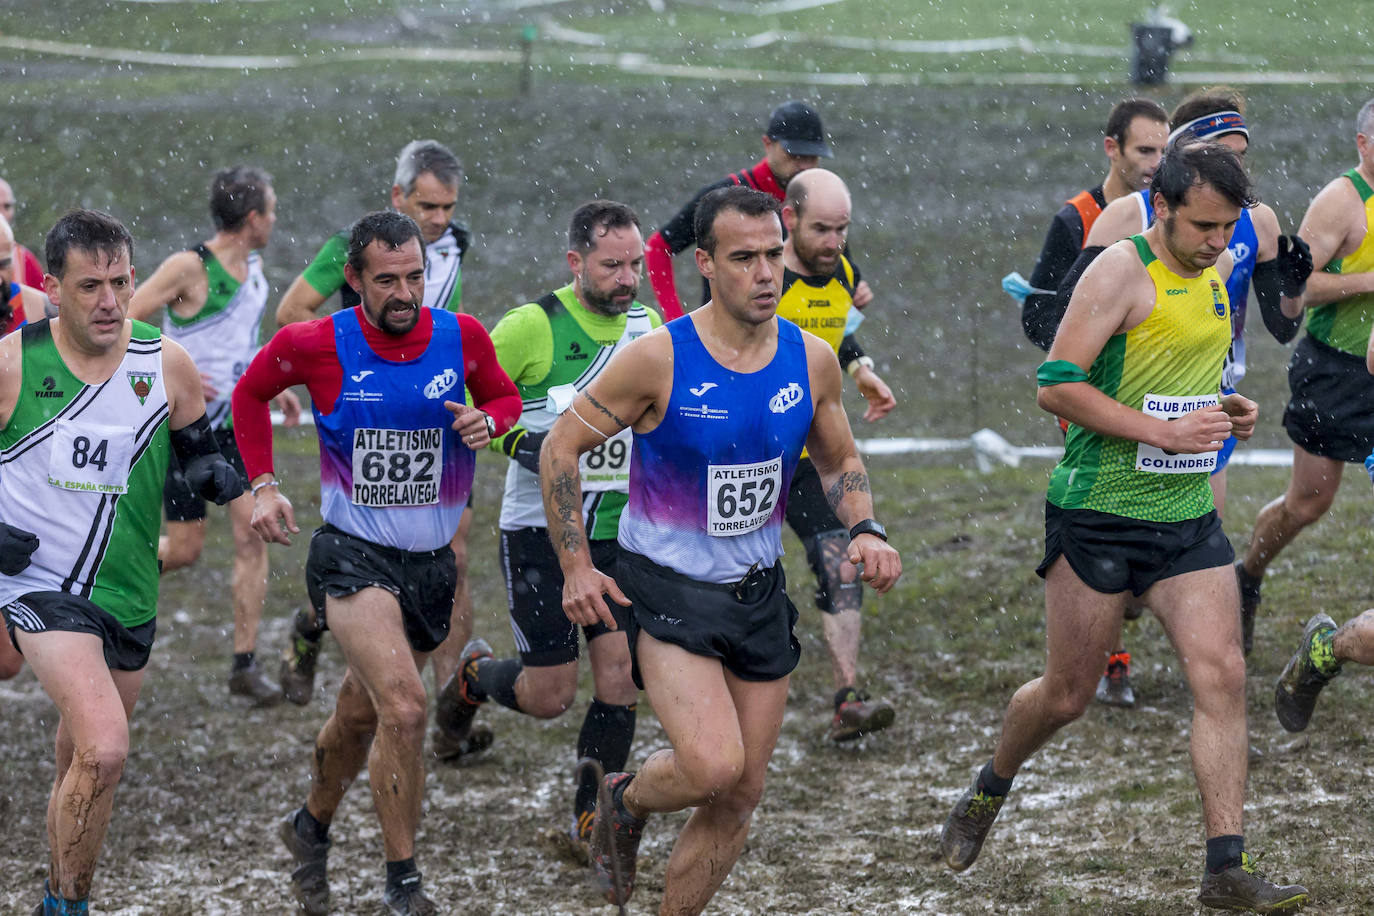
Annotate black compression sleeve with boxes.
[1022,244,1106,352]
[838,334,866,368]
[1252,259,1303,344]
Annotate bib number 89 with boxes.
[584,438,627,471]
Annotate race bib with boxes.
[707,456,782,537]
[579,428,632,492]
[48,420,135,494]
[351,427,443,507]
[1135,393,1220,474]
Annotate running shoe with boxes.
[1236,560,1262,656]
[1275,613,1340,733]
[828,687,896,742]
[590,772,646,905]
[434,638,492,753]
[382,875,438,916]
[430,721,495,764]
[940,783,1005,872]
[1095,652,1135,708]
[279,811,330,916]
[540,812,594,866]
[229,660,284,707]
[1198,852,1309,912]
[280,612,323,706]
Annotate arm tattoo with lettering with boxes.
[824,470,870,513]
[550,470,586,556]
[584,392,627,430]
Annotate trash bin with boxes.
[1130,23,1174,85]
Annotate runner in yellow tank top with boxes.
[943,142,1311,913]
[1237,97,1374,658]
[777,167,899,741]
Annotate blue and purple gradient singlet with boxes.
[619,316,814,583]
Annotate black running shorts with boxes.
[305,524,457,653]
[501,526,622,666]
[616,550,800,689]
[3,591,157,671]
[1282,335,1374,463]
[1036,502,1234,597]
[163,426,249,522]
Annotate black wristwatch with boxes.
[849,519,887,542]
[483,412,497,438]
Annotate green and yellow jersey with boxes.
[1307,168,1374,356]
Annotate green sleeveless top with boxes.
[1307,168,1374,356]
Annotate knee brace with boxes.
[805,529,862,614]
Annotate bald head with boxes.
[782,168,852,277]
[0,178,14,228]
[0,212,15,287]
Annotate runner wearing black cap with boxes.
[645,100,872,319]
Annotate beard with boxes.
[581,273,636,316]
[369,294,421,335]
[792,236,839,277]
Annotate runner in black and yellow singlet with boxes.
[943,142,1310,913]
[778,168,898,742]
[1237,98,1374,657]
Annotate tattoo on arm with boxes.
[584,392,627,429]
[550,470,586,556]
[824,470,870,512]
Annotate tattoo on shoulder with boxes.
[825,471,870,510]
[584,392,627,429]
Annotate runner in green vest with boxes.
[435,201,657,860]
[1,209,242,916]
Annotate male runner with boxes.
[1,209,243,915]
[645,100,874,319]
[940,143,1309,913]
[272,141,481,742]
[1069,89,1313,702]
[1235,96,1374,656]
[0,176,47,288]
[439,200,653,861]
[233,210,518,915]
[1,212,53,335]
[776,167,898,740]
[128,165,301,706]
[545,186,901,912]
[1018,98,1168,350]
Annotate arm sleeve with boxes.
[1252,258,1303,344]
[231,321,337,479]
[18,246,44,290]
[1022,208,1083,350]
[299,233,349,297]
[458,314,522,435]
[837,334,866,368]
[644,231,684,321]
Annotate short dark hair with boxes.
[1170,86,1246,131]
[694,186,781,256]
[45,209,133,279]
[1151,140,1258,211]
[393,140,462,195]
[210,165,273,231]
[568,200,640,252]
[1106,98,1168,146]
[346,210,424,276]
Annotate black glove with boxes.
[1277,234,1314,298]
[500,428,546,474]
[182,453,246,505]
[0,522,39,576]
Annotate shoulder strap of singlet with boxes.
[1066,190,1104,240]
[536,291,562,316]
[730,168,756,190]
[448,222,471,259]
[191,243,212,265]
[1130,234,1156,266]
[21,316,52,347]
[1345,168,1374,203]
[839,255,856,290]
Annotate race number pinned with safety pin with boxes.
[1135,393,1220,474]
[548,383,631,492]
[48,420,135,494]
[707,455,782,536]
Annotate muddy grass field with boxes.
[3,7,1374,912]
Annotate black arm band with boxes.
[837,334,866,368]
[170,413,221,463]
[1252,259,1302,345]
[499,427,528,459]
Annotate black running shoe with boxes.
[280,612,323,707]
[279,810,330,916]
[1275,613,1340,733]
[590,772,646,905]
[940,783,1005,872]
[828,687,896,742]
[1198,852,1309,912]
[1236,560,1262,656]
[229,660,285,707]
[382,874,438,915]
